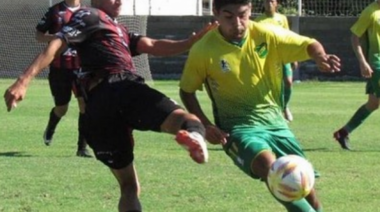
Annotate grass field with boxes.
[1,79,380,212]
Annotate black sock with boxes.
[77,113,86,150]
[46,108,61,132]
[180,119,205,137]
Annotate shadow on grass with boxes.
[302,148,330,152]
[0,151,32,157]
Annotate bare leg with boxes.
[110,163,142,212]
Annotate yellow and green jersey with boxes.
[254,12,289,30]
[179,21,315,132]
[351,2,380,67]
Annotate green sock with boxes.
[284,85,292,109]
[344,105,372,133]
[277,198,317,212]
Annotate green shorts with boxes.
[366,68,380,97]
[283,63,293,78]
[223,127,307,179]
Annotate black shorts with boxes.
[83,75,181,169]
[48,67,82,106]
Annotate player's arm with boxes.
[136,22,217,56]
[4,38,66,111]
[179,89,227,145]
[351,33,372,78]
[306,41,341,73]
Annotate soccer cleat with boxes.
[284,107,293,122]
[76,148,92,158]
[43,129,55,146]
[333,129,351,150]
[175,130,208,164]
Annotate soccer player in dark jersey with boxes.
[4,0,216,211]
[35,0,91,157]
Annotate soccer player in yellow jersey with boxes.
[255,0,296,122]
[179,0,340,211]
[334,0,380,150]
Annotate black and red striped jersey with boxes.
[57,8,142,79]
[36,1,81,70]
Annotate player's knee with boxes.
[54,105,69,117]
[251,151,276,179]
[366,101,379,111]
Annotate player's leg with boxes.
[75,96,92,157]
[224,128,319,212]
[43,68,72,145]
[83,85,140,211]
[72,77,92,157]
[119,79,208,164]
[283,64,293,122]
[272,135,322,211]
[162,109,208,163]
[334,72,380,149]
[110,163,142,212]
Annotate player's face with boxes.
[213,4,251,41]
[264,0,277,13]
[94,0,122,18]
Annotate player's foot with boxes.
[333,129,351,150]
[284,107,293,122]
[175,130,208,164]
[76,148,92,158]
[43,128,55,146]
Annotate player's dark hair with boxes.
[213,0,252,11]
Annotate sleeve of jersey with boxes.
[179,45,207,93]
[36,8,53,32]
[56,9,100,45]
[274,27,315,64]
[128,32,143,57]
[350,7,372,37]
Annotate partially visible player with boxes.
[35,0,91,157]
[4,0,216,211]
[333,0,380,150]
[255,0,297,122]
[179,0,340,211]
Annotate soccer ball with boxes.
[267,155,315,202]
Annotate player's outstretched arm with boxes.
[307,41,341,73]
[4,38,65,112]
[137,22,218,56]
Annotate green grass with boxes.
[1,79,380,212]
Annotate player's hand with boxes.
[359,62,373,78]
[315,54,341,73]
[3,80,27,112]
[188,21,219,46]
[205,125,228,145]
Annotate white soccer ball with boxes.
[267,155,315,202]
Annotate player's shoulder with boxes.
[191,27,219,51]
[275,12,287,19]
[254,14,266,21]
[71,7,105,21]
[250,21,278,34]
[250,21,294,40]
[362,2,379,15]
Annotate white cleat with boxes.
[175,130,208,164]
